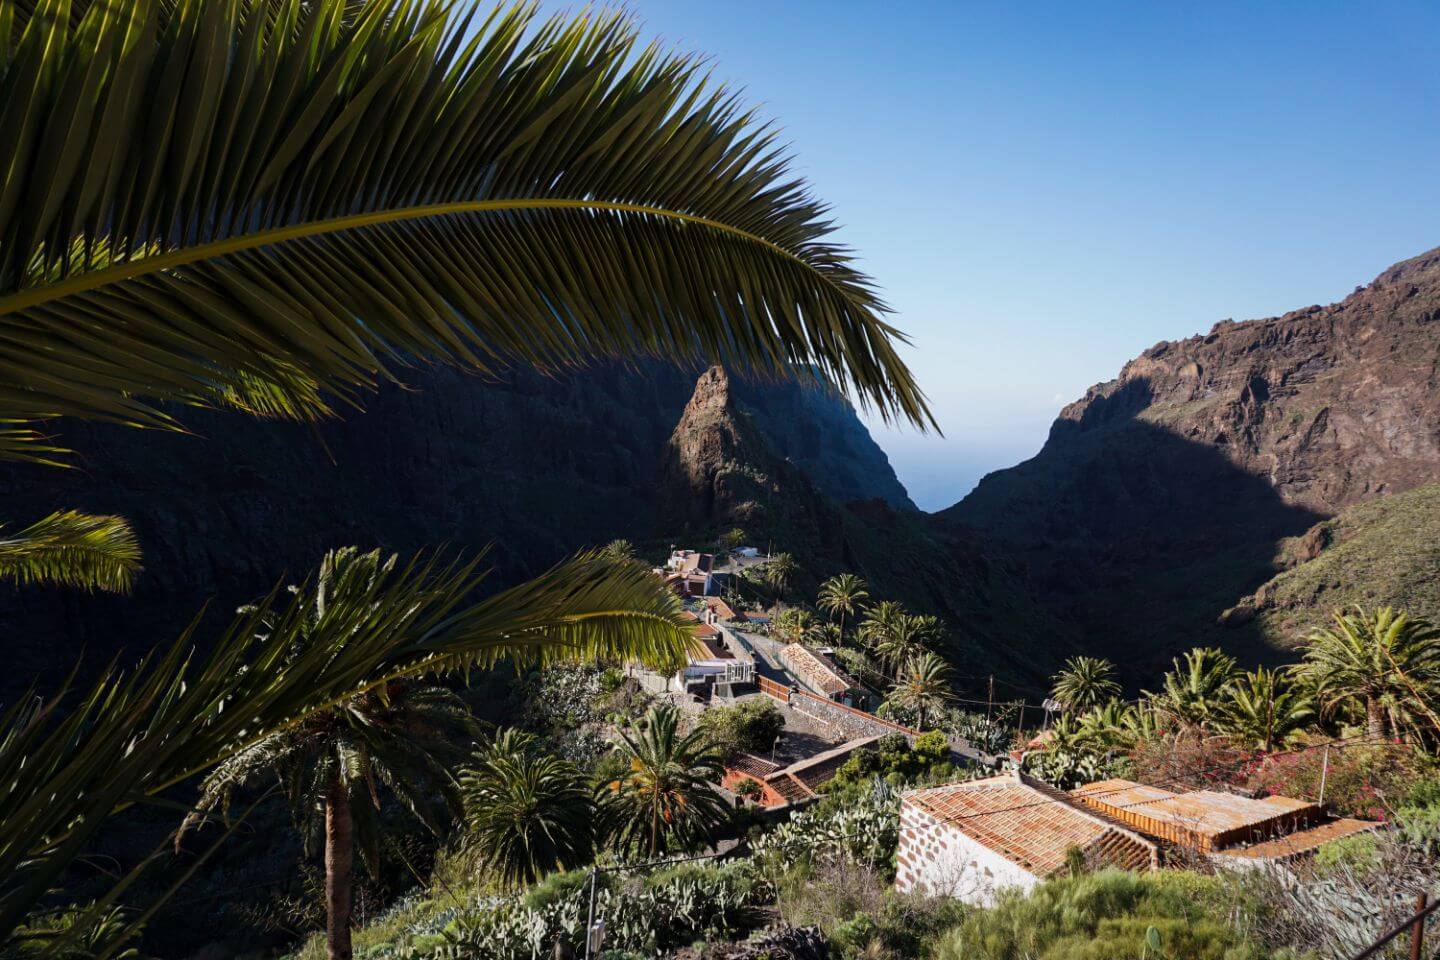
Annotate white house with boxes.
[895,772,1158,906]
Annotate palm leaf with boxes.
[0,547,694,944]
[0,0,932,466]
[0,509,142,591]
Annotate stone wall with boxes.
[786,689,918,741]
[895,798,1038,906]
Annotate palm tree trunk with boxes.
[1365,696,1385,739]
[325,773,354,960]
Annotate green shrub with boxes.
[697,699,785,758]
[929,869,1287,960]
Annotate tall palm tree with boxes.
[888,653,954,730]
[764,553,799,602]
[601,705,728,857]
[873,613,938,673]
[858,600,907,652]
[1150,647,1237,730]
[458,729,595,891]
[1216,668,1314,752]
[817,574,869,640]
[0,548,694,955]
[0,511,141,592]
[1292,606,1440,740]
[180,549,482,960]
[1050,656,1122,714]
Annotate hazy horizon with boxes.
[624,0,1440,512]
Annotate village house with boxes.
[661,548,716,596]
[895,771,1158,906]
[633,609,755,700]
[722,735,881,807]
[896,770,1383,906]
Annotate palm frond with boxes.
[0,509,142,591]
[0,0,931,466]
[0,546,692,944]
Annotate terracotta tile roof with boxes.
[906,774,1157,878]
[783,736,880,791]
[705,598,739,621]
[767,774,815,804]
[780,643,852,698]
[728,753,780,778]
[1217,818,1382,862]
[1071,779,1322,852]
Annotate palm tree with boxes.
[458,729,595,891]
[858,600,907,652]
[1292,606,1440,740]
[0,548,694,954]
[873,613,939,673]
[1150,647,1237,730]
[764,553,799,601]
[602,705,728,857]
[180,549,481,960]
[1216,668,1314,752]
[599,539,638,564]
[0,0,927,489]
[772,607,818,644]
[1076,699,1131,748]
[1050,656,1122,714]
[888,653,954,730]
[817,574,869,639]
[0,511,141,593]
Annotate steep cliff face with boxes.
[0,363,913,689]
[941,246,1440,674]
[658,367,1073,679]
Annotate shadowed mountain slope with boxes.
[940,246,1440,677]
[0,363,914,693]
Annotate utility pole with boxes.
[1411,892,1428,960]
[1318,743,1331,807]
[986,675,995,724]
[583,868,599,960]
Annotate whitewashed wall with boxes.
[895,799,1040,906]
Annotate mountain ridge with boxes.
[937,245,1440,676]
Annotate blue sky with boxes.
[619,0,1440,510]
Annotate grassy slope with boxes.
[1244,482,1440,646]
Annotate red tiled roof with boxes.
[907,774,1157,878]
[728,753,780,778]
[766,774,815,804]
[1217,818,1381,862]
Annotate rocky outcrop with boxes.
[658,367,1074,680]
[940,246,1440,674]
